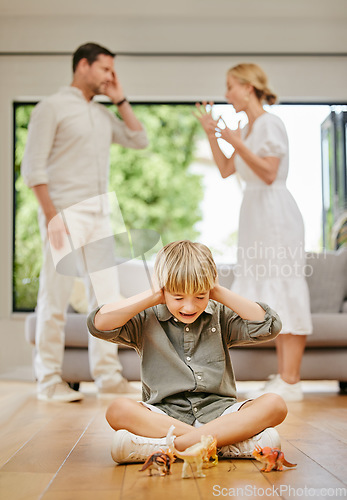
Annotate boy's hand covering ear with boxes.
[151,275,166,305]
[209,276,220,301]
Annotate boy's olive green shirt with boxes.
[87,301,281,425]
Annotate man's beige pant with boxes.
[35,204,124,391]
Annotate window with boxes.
[13,103,204,311]
[321,107,347,248]
[191,104,331,261]
[13,102,334,311]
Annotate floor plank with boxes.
[0,472,54,500]
[1,382,346,500]
[120,461,203,500]
[257,438,347,500]
[198,459,283,500]
[41,409,125,499]
[2,406,95,474]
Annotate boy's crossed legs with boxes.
[106,393,287,463]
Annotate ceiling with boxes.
[1,0,346,19]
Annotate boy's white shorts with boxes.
[140,399,251,428]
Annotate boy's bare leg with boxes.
[106,397,194,437]
[106,393,287,451]
[174,393,287,451]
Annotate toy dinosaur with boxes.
[202,435,218,468]
[252,445,297,472]
[170,434,218,479]
[139,449,175,476]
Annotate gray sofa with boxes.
[25,250,347,390]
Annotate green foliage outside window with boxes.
[14,105,41,311]
[13,103,205,311]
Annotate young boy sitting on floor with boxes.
[87,240,287,463]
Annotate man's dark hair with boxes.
[72,42,115,72]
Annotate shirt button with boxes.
[186,356,191,362]
[193,407,198,413]
[211,327,216,332]
[185,327,190,332]
[197,375,202,380]
[174,318,178,322]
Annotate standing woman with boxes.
[195,63,312,401]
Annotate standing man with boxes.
[21,42,148,402]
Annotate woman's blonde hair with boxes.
[228,63,277,105]
[154,240,217,294]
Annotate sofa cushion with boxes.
[118,259,154,298]
[25,312,132,351]
[305,249,347,313]
[240,312,347,348]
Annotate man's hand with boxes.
[105,70,144,131]
[31,184,69,250]
[104,70,125,104]
[47,213,69,250]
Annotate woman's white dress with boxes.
[231,112,312,334]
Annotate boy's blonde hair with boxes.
[154,240,217,294]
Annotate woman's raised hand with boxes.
[194,101,219,138]
[217,118,242,147]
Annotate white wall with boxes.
[1,2,347,378]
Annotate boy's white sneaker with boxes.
[245,376,303,402]
[37,381,84,402]
[218,427,281,459]
[111,430,172,463]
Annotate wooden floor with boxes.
[0,381,346,500]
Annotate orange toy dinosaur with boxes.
[139,449,175,476]
[252,445,297,472]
